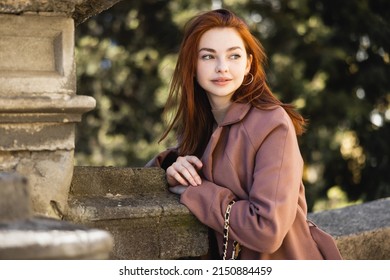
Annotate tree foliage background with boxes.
[75,0,390,211]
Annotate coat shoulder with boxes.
[245,105,293,131]
[241,105,295,148]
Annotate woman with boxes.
[146,9,339,260]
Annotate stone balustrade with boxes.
[67,166,390,260]
[66,166,208,259]
[309,197,390,260]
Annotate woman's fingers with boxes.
[166,166,189,186]
[166,156,203,187]
[184,155,203,170]
[175,157,202,186]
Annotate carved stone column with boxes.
[0,1,121,218]
[0,14,93,218]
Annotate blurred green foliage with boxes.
[75,0,390,211]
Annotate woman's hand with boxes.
[168,185,188,195]
[166,155,203,187]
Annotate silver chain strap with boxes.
[222,200,241,260]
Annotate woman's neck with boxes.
[211,100,232,125]
[207,95,232,111]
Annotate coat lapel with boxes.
[201,126,223,181]
[201,102,252,181]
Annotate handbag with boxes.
[308,220,343,260]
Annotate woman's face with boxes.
[196,27,252,109]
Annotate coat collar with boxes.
[201,102,251,181]
[219,102,252,126]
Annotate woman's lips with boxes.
[211,77,232,85]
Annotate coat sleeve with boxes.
[180,112,303,254]
[145,147,179,170]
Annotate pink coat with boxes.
[147,102,324,259]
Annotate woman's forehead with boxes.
[198,28,245,51]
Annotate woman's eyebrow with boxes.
[198,46,243,53]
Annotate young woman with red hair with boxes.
[146,9,341,260]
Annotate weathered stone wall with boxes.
[66,166,209,259]
[309,198,390,260]
[68,166,390,260]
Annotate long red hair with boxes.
[160,9,306,157]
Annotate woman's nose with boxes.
[215,59,228,73]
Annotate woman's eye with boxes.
[230,54,241,59]
[201,54,214,60]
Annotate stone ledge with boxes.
[0,0,123,25]
[72,0,123,25]
[0,95,96,114]
[69,166,390,259]
[309,198,390,259]
[67,191,191,222]
[70,166,168,196]
[66,166,209,259]
[0,0,77,15]
[66,196,208,259]
[0,217,113,259]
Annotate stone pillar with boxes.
[0,1,123,219]
[0,12,95,218]
[0,1,121,259]
[0,1,124,218]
